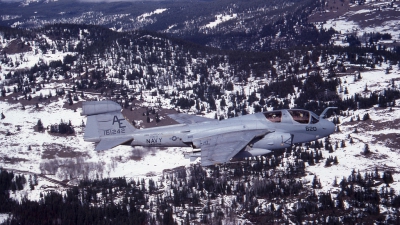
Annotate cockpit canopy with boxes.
[264,109,319,124]
[288,110,310,124]
[264,111,282,123]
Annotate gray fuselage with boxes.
[131,110,335,150]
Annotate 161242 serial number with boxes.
[104,128,125,136]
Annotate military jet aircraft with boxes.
[82,101,336,166]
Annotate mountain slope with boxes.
[1,1,400,222]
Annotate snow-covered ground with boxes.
[0,214,10,224]
[202,13,238,29]
[303,63,400,192]
[0,97,191,179]
[136,8,167,23]
[307,106,400,193]
[320,0,400,42]
[1,13,400,208]
[1,66,400,202]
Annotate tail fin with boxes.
[82,101,135,151]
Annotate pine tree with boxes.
[333,176,338,186]
[383,171,394,186]
[37,119,44,131]
[374,167,379,179]
[220,97,227,108]
[329,144,334,153]
[312,175,321,188]
[363,113,370,121]
[336,125,340,132]
[68,94,73,105]
[334,156,338,164]
[340,140,346,148]
[325,157,332,167]
[364,143,370,154]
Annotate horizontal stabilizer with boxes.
[95,136,133,151]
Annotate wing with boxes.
[168,113,215,124]
[195,130,268,166]
[95,136,133,151]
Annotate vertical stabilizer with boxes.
[82,101,135,151]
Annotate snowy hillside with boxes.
[311,0,400,43]
[1,1,400,222]
[2,53,400,187]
